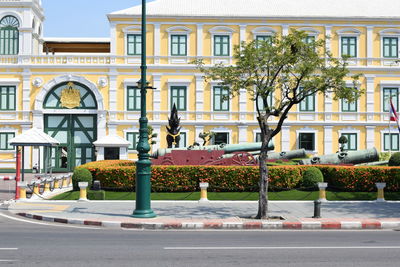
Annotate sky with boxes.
[42,0,154,38]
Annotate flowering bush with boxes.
[79,160,400,192]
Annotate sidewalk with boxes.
[4,200,400,230]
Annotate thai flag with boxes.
[390,98,400,132]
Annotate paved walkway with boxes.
[3,200,400,230]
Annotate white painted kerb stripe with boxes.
[164,246,400,250]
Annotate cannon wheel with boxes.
[231,152,257,166]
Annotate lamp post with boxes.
[132,0,156,218]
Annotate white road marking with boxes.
[164,246,400,250]
[0,260,18,262]
[0,248,18,250]
[0,212,101,230]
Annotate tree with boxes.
[194,30,361,219]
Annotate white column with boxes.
[152,74,162,120]
[108,124,117,135]
[281,126,290,151]
[367,26,374,66]
[282,24,289,36]
[325,26,332,53]
[239,88,247,120]
[119,147,128,160]
[365,75,375,121]
[195,125,204,145]
[197,24,203,57]
[97,110,107,140]
[237,125,248,143]
[240,25,246,44]
[110,22,117,54]
[366,126,375,149]
[22,69,31,121]
[325,91,333,121]
[195,74,204,120]
[108,69,118,120]
[96,147,105,161]
[152,124,161,151]
[21,125,31,169]
[154,23,161,64]
[324,126,333,155]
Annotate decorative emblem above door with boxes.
[60,82,81,109]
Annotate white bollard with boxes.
[78,182,89,201]
[376,183,386,202]
[199,182,209,203]
[318,182,328,202]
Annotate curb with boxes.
[15,213,400,230]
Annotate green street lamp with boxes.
[132,0,156,218]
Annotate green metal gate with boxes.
[44,114,97,172]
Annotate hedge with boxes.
[78,160,400,192]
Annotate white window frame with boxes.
[210,81,231,120]
[124,128,140,153]
[379,28,400,65]
[296,127,318,154]
[166,26,192,63]
[337,28,361,61]
[340,81,360,121]
[381,128,400,152]
[338,128,360,151]
[0,78,20,120]
[251,26,277,42]
[210,127,232,145]
[209,26,235,64]
[167,79,191,119]
[0,127,16,153]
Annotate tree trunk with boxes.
[256,150,269,219]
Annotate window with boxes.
[171,35,187,56]
[383,87,398,112]
[127,34,141,55]
[341,37,357,57]
[255,132,262,142]
[213,86,229,111]
[341,94,357,112]
[0,86,15,110]
[304,35,315,44]
[178,132,187,148]
[299,133,315,151]
[384,133,399,151]
[299,88,315,111]
[0,16,19,55]
[0,132,14,150]
[256,35,272,48]
[214,35,229,56]
[341,133,357,151]
[383,37,398,58]
[127,86,141,111]
[212,132,229,145]
[170,86,187,111]
[127,132,139,150]
[257,93,273,111]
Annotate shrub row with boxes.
[79,160,400,192]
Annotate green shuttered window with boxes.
[171,35,187,56]
[0,86,15,110]
[0,132,15,150]
[127,86,141,111]
[127,34,141,55]
[214,35,230,56]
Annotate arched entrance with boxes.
[43,81,98,172]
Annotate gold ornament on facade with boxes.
[60,82,81,109]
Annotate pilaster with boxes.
[195,74,204,120]
[195,125,204,145]
[197,24,203,57]
[152,74,162,120]
[281,126,291,151]
[365,75,375,121]
[367,26,374,66]
[325,26,332,53]
[239,89,247,120]
[240,24,246,44]
[108,69,118,120]
[366,126,376,149]
[282,24,289,36]
[237,125,248,143]
[324,126,333,155]
[22,69,31,121]
[154,23,161,64]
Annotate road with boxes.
[0,209,400,266]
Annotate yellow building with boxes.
[1,0,400,172]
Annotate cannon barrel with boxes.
[151,141,274,159]
[220,149,306,160]
[298,148,379,165]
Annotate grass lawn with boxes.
[51,190,400,201]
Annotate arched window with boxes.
[0,15,19,55]
[43,82,98,109]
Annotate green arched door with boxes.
[43,82,97,172]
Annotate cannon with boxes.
[151,141,274,159]
[221,149,307,161]
[298,148,379,165]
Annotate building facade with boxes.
[1,0,400,172]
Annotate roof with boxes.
[93,135,131,147]
[43,38,110,43]
[109,0,400,19]
[9,128,60,146]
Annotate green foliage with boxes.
[302,167,324,189]
[379,152,392,161]
[389,152,400,166]
[88,190,105,200]
[72,168,93,191]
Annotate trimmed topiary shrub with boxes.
[389,152,400,166]
[301,167,323,189]
[88,190,105,200]
[72,168,93,191]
